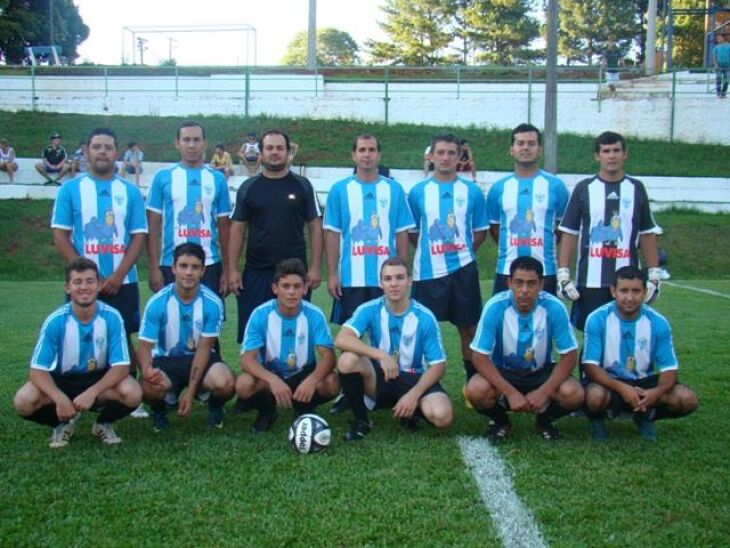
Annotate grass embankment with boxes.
[1,110,728,177]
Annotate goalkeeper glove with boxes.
[645,267,661,304]
[557,268,580,301]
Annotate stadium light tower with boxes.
[308,0,317,69]
[544,0,559,173]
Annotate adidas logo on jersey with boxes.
[284,328,295,337]
[607,191,619,200]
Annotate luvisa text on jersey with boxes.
[351,245,390,256]
[177,228,212,238]
[431,242,467,254]
[85,243,127,254]
[509,237,544,247]
[590,246,630,258]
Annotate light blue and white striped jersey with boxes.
[583,301,678,381]
[471,291,577,373]
[146,164,231,266]
[139,284,224,358]
[486,169,569,275]
[241,299,333,379]
[30,302,130,376]
[345,297,446,374]
[408,176,488,281]
[51,174,147,283]
[324,175,415,287]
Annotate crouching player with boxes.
[583,266,698,441]
[14,258,142,448]
[335,257,453,442]
[138,243,235,431]
[466,256,583,442]
[236,258,339,433]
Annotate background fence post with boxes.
[383,67,390,126]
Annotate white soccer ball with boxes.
[288,413,331,454]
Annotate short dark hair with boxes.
[260,129,291,152]
[594,131,625,153]
[511,123,542,145]
[430,132,461,153]
[273,258,307,284]
[613,265,646,287]
[380,256,411,278]
[128,141,137,148]
[509,256,544,279]
[87,127,118,149]
[214,143,225,151]
[352,133,381,152]
[65,257,99,283]
[177,121,205,140]
[173,242,206,265]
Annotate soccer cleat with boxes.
[48,418,78,449]
[589,418,609,442]
[91,422,122,445]
[329,393,350,415]
[130,404,149,419]
[207,404,225,429]
[231,397,252,415]
[633,413,657,442]
[152,409,170,432]
[343,419,372,442]
[250,409,278,434]
[400,416,419,432]
[485,420,512,444]
[535,418,561,441]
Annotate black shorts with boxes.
[52,369,112,410]
[370,361,446,410]
[492,274,557,297]
[98,283,141,334]
[235,266,311,343]
[152,353,226,404]
[498,365,554,401]
[330,286,384,325]
[598,376,661,416]
[571,287,613,331]
[412,262,481,326]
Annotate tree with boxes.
[558,0,640,65]
[666,0,730,67]
[461,0,539,65]
[282,27,359,66]
[367,0,454,65]
[0,0,88,64]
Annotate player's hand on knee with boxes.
[270,379,293,408]
[557,268,580,301]
[393,392,418,418]
[55,396,77,422]
[380,355,399,381]
[645,267,661,303]
[293,377,316,404]
[177,393,194,416]
[73,390,97,412]
[506,391,531,412]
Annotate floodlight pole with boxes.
[308,0,317,69]
[646,0,658,75]
[544,0,559,174]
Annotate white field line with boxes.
[458,436,548,548]
[664,281,730,300]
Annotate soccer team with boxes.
[12,122,698,449]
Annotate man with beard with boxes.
[227,129,323,344]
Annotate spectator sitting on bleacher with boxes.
[0,138,19,183]
[122,142,144,186]
[70,140,88,177]
[210,144,234,178]
[238,131,260,176]
[35,132,70,186]
[456,139,477,182]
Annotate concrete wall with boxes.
[1,71,728,144]
[3,159,728,213]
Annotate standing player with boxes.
[408,132,489,379]
[13,258,142,448]
[51,127,148,417]
[138,243,235,431]
[227,129,323,344]
[466,257,583,442]
[486,123,569,295]
[236,258,339,433]
[583,266,698,442]
[557,131,661,330]
[335,258,453,442]
[146,121,231,297]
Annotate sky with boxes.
[74,0,387,66]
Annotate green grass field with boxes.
[1,278,729,545]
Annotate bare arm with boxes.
[489,223,500,244]
[307,217,323,289]
[473,229,487,252]
[558,232,578,269]
[639,232,659,267]
[241,348,293,408]
[335,327,389,363]
[226,220,247,295]
[408,232,419,249]
[216,215,231,294]
[395,231,410,261]
[52,228,80,263]
[73,365,130,412]
[146,211,164,292]
[325,230,342,299]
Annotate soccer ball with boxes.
[288,414,331,454]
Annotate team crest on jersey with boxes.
[186,337,196,351]
[523,347,535,362]
[535,193,546,204]
[297,334,305,345]
[622,197,632,209]
[402,334,414,346]
[87,357,97,371]
[625,356,636,371]
[638,338,648,350]
[286,352,297,369]
[378,197,389,208]
[95,335,105,349]
[114,194,124,206]
[203,185,213,196]
[534,327,545,341]
[455,196,466,207]
[195,319,203,331]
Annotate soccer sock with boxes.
[462,359,475,378]
[208,395,225,410]
[293,392,329,416]
[22,405,60,427]
[250,392,276,416]
[97,402,135,424]
[340,372,368,423]
[651,405,692,421]
[584,407,607,420]
[149,399,167,413]
[544,402,573,422]
[481,403,508,425]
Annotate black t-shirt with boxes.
[42,145,67,166]
[231,172,321,271]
